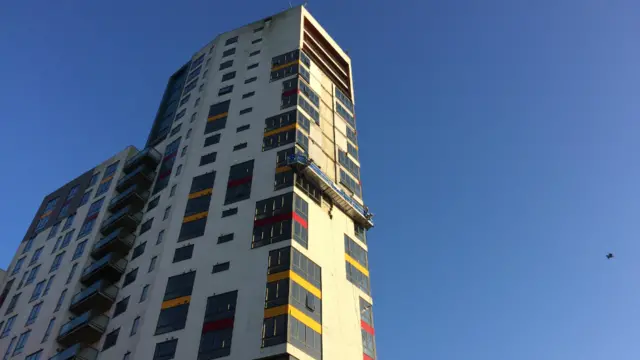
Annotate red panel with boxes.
[158,170,172,180]
[201,317,234,334]
[254,212,293,227]
[361,320,375,335]
[292,212,308,229]
[282,88,300,97]
[163,152,177,162]
[363,354,374,360]
[85,213,98,221]
[227,176,252,188]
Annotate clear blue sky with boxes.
[2,1,640,359]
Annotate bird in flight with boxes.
[606,253,614,259]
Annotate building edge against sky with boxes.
[0,6,376,360]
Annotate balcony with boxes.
[91,228,135,260]
[108,185,150,213]
[123,147,161,174]
[100,206,142,236]
[116,165,155,192]
[80,253,127,285]
[69,280,118,315]
[48,344,98,360]
[56,312,109,347]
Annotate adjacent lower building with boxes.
[0,5,376,360]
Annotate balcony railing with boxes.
[48,344,98,360]
[108,185,150,213]
[100,206,142,235]
[69,280,118,315]
[123,147,161,174]
[57,312,109,347]
[91,228,135,260]
[80,253,127,285]
[116,165,155,192]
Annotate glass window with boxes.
[43,275,55,296]
[72,240,88,260]
[212,262,230,273]
[114,296,130,317]
[148,256,157,273]
[29,247,43,265]
[103,328,120,350]
[140,284,150,302]
[25,265,40,286]
[1,315,16,338]
[34,216,49,232]
[170,185,177,197]
[42,318,55,342]
[242,91,255,99]
[89,173,100,186]
[221,71,236,82]
[250,50,261,56]
[65,263,78,284]
[47,222,61,240]
[244,77,257,84]
[79,191,92,206]
[12,330,30,356]
[123,268,138,287]
[163,206,171,220]
[225,36,238,45]
[49,252,65,273]
[11,257,25,275]
[54,289,67,312]
[25,302,42,325]
[131,316,141,336]
[247,63,259,70]
[43,198,58,213]
[62,213,75,230]
[157,230,165,245]
[30,280,45,302]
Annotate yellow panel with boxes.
[188,188,213,199]
[264,304,289,319]
[161,295,191,309]
[263,123,297,138]
[275,166,291,174]
[182,211,208,223]
[100,175,114,184]
[266,271,322,299]
[207,112,228,122]
[40,210,52,218]
[345,254,369,277]
[290,306,322,334]
[271,60,300,72]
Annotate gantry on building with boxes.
[0,6,376,360]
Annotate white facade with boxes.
[0,6,374,360]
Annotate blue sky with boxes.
[2,1,640,359]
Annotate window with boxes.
[225,36,238,45]
[254,26,264,32]
[104,161,120,177]
[25,265,40,286]
[132,242,147,260]
[191,112,197,122]
[180,94,190,106]
[173,245,194,263]
[11,257,25,275]
[153,339,178,360]
[1,315,16,338]
[203,69,208,79]
[163,206,171,220]
[51,237,62,254]
[250,50,261,56]
[224,160,254,204]
[247,63,259,70]
[199,84,204,93]
[163,271,196,300]
[355,224,367,244]
[147,196,160,211]
[50,252,65,273]
[131,316,141,336]
[155,304,189,335]
[212,262,230,273]
[148,256,157,273]
[204,133,221,147]
[12,330,30,356]
[5,293,20,314]
[34,216,49,232]
[181,146,188,157]
[140,219,154,235]
[221,71,236,82]
[29,247,43,265]
[219,60,233,70]
[114,296,129,317]
[239,107,252,115]
[233,143,247,151]
[262,314,287,347]
[60,229,75,249]
[218,85,233,96]
[244,76,257,84]
[140,284,150,302]
[103,328,120,350]
[222,48,236,57]
[17,271,29,289]
[157,230,165,245]
[78,218,96,238]
[2,336,16,358]
[89,173,100,186]
[47,222,61,239]
[42,318,55,342]
[176,165,183,176]
[252,38,263,44]
[170,123,182,137]
[72,240,88,260]
[65,263,78,284]
[43,197,59,212]
[123,268,138,287]
[340,170,362,198]
[216,233,234,244]
[43,276,54,296]
[30,280,45,302]
[54,289,67,312]
[242,92,255,100]
[62,213,75,230]
[199,152,217,166]
[96,179,112,196]
[25,302,42,326]
[24,237,35,254]
[183,79,198,95]
[237,125,250,133]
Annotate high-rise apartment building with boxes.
[0,6,375,360]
